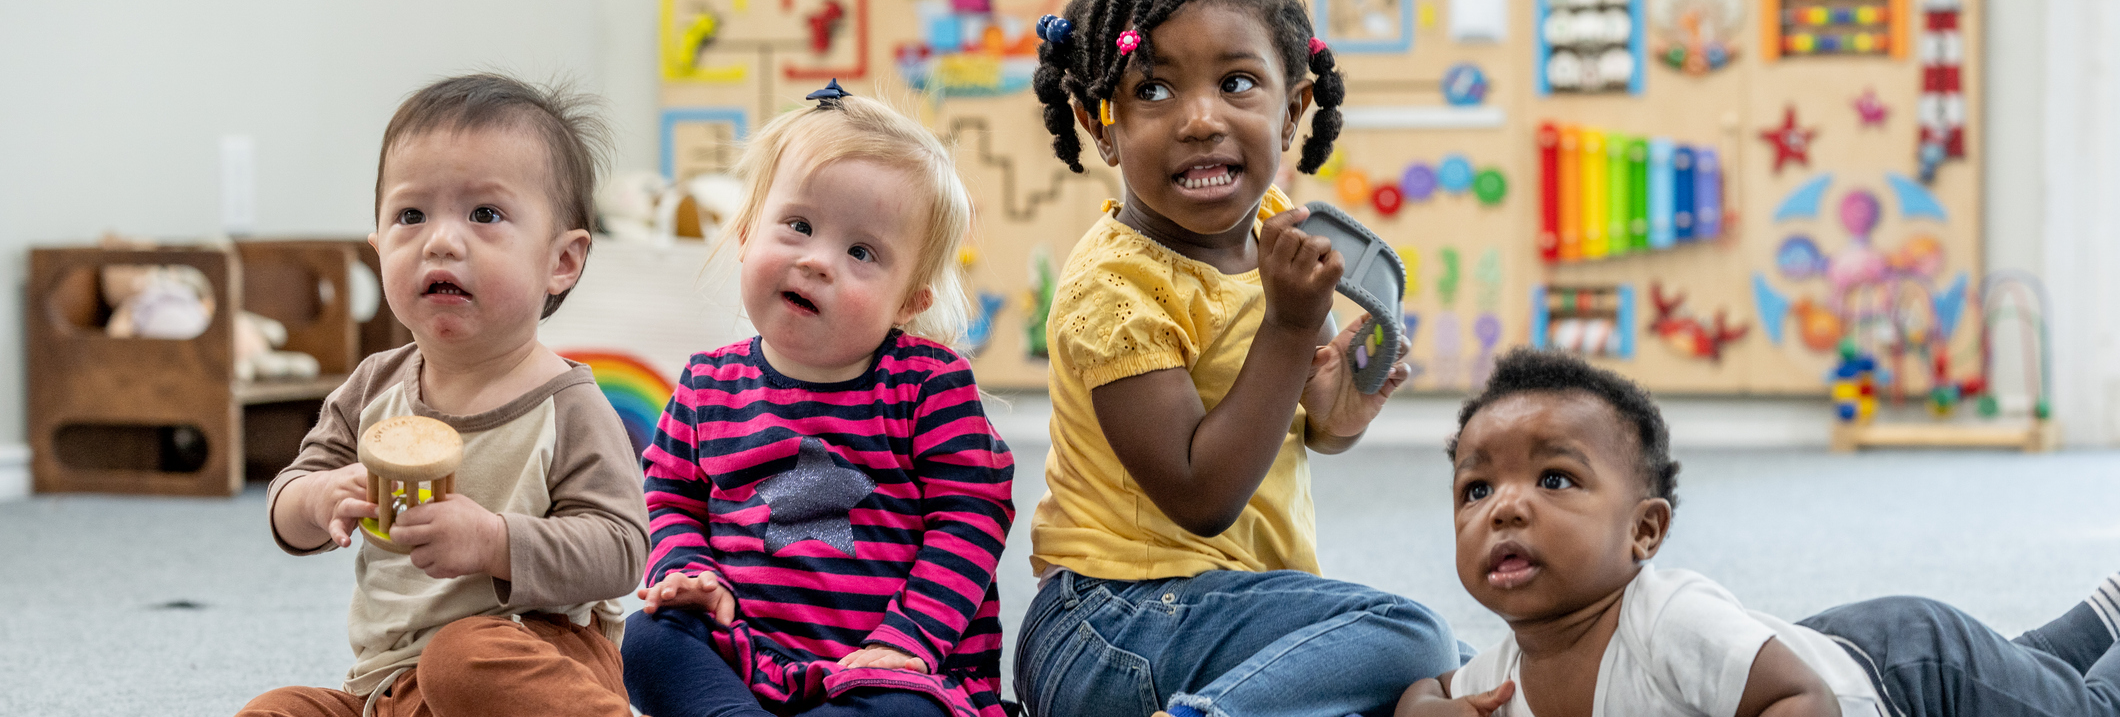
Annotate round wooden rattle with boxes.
[356,415,463,554]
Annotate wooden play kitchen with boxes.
[357,415,464,553]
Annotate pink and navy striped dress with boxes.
[642,332,1015,716]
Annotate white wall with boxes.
[2039,0,2120,446]
[0,1,660,494]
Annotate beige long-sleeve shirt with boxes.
[266,344,649,696]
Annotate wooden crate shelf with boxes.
[27,240,408,496]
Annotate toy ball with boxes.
[1542,11,1576,45]
[1442,63,1490,106]
[1401,163,1438,201]
[1840,190,1881,238]
[1597,48,1635,87]
[1437,155,1475,193]
[1336,169,1372,206]
[1705,44,1731,68]
[1371,184,1405,216]
[1546,51,1584,90]
[1599,9,1633,43]
[1473,169,1508,205]
[1928,385,1960,416]
[1317,149,1346,180]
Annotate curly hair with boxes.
[1031,0,1346,174]
[1447,347,1682,507]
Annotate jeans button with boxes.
[1161,592,1176,604]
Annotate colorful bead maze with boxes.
[1761,0,1911,61]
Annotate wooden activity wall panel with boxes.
[657,0,1984,395]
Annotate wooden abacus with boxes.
[356,415,463,554]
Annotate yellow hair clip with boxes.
[1100,99,1114,126]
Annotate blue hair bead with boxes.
[1037,15,1072,45]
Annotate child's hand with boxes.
[838,644,930,674]
[1257,206,1344,334]
[1396,680,1513,717]
[1303,314,1414,439]
[305,463,378,549]
[639,571,738,626]
[391,494,510,580]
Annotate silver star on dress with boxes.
[754,436,876,557]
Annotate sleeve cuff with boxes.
[1078,352,1189,391]
[266,471,336,556]
[862,623,940,669]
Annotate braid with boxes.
[1033,30,1084,172]
[1030,0,1345,175]
[1088,0,1141,100]
[1299,46,1344,173]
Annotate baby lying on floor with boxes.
[1400,347,2120,717]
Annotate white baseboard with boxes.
[1343,395,1835,450]
[983,393,1838,450]
[0,443,28,502]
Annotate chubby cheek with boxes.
[737,247,786,311]
[1451,515,1487,592]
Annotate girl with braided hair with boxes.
[1017,2,1465,716]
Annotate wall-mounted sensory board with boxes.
[658,0,1982,396]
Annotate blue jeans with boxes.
[622,610,950,717]
[1013,569,1466,717]
[1800,596,2120,717]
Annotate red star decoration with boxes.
[1853,88,1888,128]
[1759,105,1815,174]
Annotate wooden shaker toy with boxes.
[356,415,463,553]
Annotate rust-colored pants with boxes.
[238,614,629,717]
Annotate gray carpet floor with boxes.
[5,429,2117,715]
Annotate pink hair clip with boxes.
[1117,30,1142,56]
[1308,37,1327,55]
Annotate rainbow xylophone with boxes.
[1537,121,1724,264]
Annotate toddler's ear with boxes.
[1282,80,1315,152]
[546,228,591,295]
[1630,497,1672,562]
[1072,101,1121,167]
[895,285,935,326]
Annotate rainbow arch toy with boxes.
[559,350,676,455]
